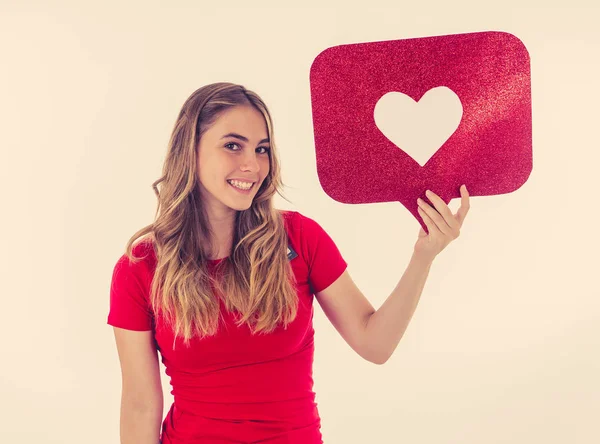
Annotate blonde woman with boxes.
[107,82,470,444]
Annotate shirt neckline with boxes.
[208,257,229,264]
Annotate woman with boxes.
[107,82,470,444]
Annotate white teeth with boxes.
[228,180,253,190]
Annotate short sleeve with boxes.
[299,213,348,294]
[107,253,155,331]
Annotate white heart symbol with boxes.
[374,86,463,166]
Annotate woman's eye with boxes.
[225,143,269,154]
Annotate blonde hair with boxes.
[124,82,298,346]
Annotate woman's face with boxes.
[196,105,271,219]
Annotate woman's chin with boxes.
[227,201,253,212]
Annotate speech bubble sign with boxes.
[309,31,532,231]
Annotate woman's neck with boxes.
[206,211,236,260]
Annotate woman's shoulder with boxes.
[278,209,320,228]
[114,238,157,277]
[279,208,298,220]
[278,208,309,229]
[279,208,315,220]
[278,209,325,241]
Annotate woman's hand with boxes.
[414,184,470,262]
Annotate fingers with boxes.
[418,185,470,237]
[418,190,457,236]
[417,206,440,236]
[417,197,451,236]
[456,184,471,225]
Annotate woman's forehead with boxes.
[209,106,268,140]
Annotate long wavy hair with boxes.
[123,82,298,346]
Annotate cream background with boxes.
[1,1,598,443]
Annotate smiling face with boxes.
[196,105,271,221]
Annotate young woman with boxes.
[107,82,470,444]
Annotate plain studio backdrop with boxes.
[1,1,598,443]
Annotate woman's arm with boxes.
[362,253,433,363]
[315,186,470,365]
[113,327,164,444]
[315,255,431,365]
[120,406,163,444]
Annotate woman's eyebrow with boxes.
[221,132,270,144]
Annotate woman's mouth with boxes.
[227,179,255,194]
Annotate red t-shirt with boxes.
[107,210,347,443]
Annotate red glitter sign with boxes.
[309,31,532,230]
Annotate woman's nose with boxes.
[240,152,260,172]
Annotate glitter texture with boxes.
[309,31,532,232]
